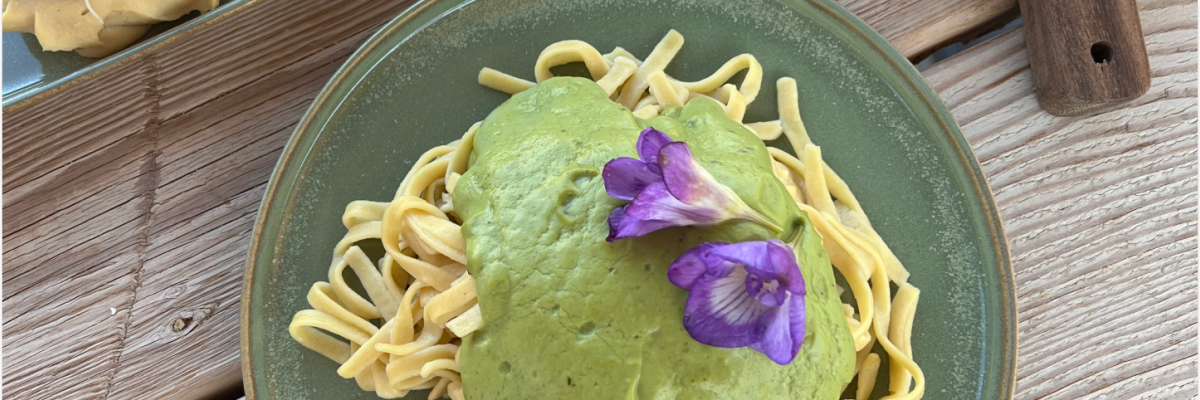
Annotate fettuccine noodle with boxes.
[288,127,479,399]
[291,29,922,400]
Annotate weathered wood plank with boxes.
[838,0,1017,58]
[1,0,419,398]
[106,24,386,400]
[2,59,159,399]
[923,0,1198,397]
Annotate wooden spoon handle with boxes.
[1017,0,1151,116]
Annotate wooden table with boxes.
[3,0,1195,398]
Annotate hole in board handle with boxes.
[1091,42,1114,64]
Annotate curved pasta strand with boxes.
[328,255,383,320]
[423,178,446,205]
[777,77,813,150]
[801,145,837,215]
[448,380,465,400]
[768,149,807,204]
[379,314,443,357]
[372,361,406,399]
[633,105,661,119]
[616,30,685,108]
[723,85,747,122]
[422,359,462,377]
[392,280,427,345]
[425,274,478,326]
[343,201,389,229]
[382,199,459,291]
[856,353,882,400]
[647,70,687,108]
[674,54,763,103]
[380,255,409,300]
[874,281,924,399]
[351,343,376,391]
[400,158,451,199]
[392,196,468,264]
[634,93,659,111]
[345,246,400,320]
[797,202,874,350]
[603,47,643,65]
[445,304,482,337]
[289,310,371,362]
[533,40,611,82]
[333,221,381,257]
[777,81,909,283]
[307,282,378,336]
[338,317,397,378]
[429,377,452,400]
[596,57,638,97]
[328,246,396,318]
[446,124,478,183]
[478,67,535,94]
[888,283,921,396]
[395,146,454,200]
[747,120,783,140]
[387,344,459,388]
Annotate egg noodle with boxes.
[289,29,923,400]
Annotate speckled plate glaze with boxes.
[1,0,248,108]
[240,0,1017,398]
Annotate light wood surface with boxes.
[3,0,1194,399]
[924,0,1197,396]
[840,0,1018,57]
[2,1,422,398]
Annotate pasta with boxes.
[290,29,922,400]
[288,131,479,399]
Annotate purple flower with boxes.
[603,128,780,242]
[667,239,807,365]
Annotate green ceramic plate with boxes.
[241,0,1017,398]
[1,0,248,108]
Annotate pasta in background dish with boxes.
[288,29,923,400]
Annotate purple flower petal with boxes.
[612,182,727,240]
[668,242,726,290]
[768,239,806,295]
[707,241,781,282]
[669,240,809,364]
[636,127,673,164]
[657,142,721,204]
[749,298,804,365]
[606,205,627,242]
[745,273,788,308]
[656,143,782,233]
[603,157,663,201]
[683,268,769,348]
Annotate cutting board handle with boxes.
[1017,0,1151,116]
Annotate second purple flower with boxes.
[667,239,808,364]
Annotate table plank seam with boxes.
[98,52,165,400]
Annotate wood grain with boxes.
[1,0,420,398]
[838,0,1018,58]
[0,0,1191,399]
[1017,0,1152,116]
[924,0,1198,397]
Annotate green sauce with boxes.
[454,77,854,399]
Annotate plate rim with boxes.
[239,0,1018,398]
[1,0,257,110]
